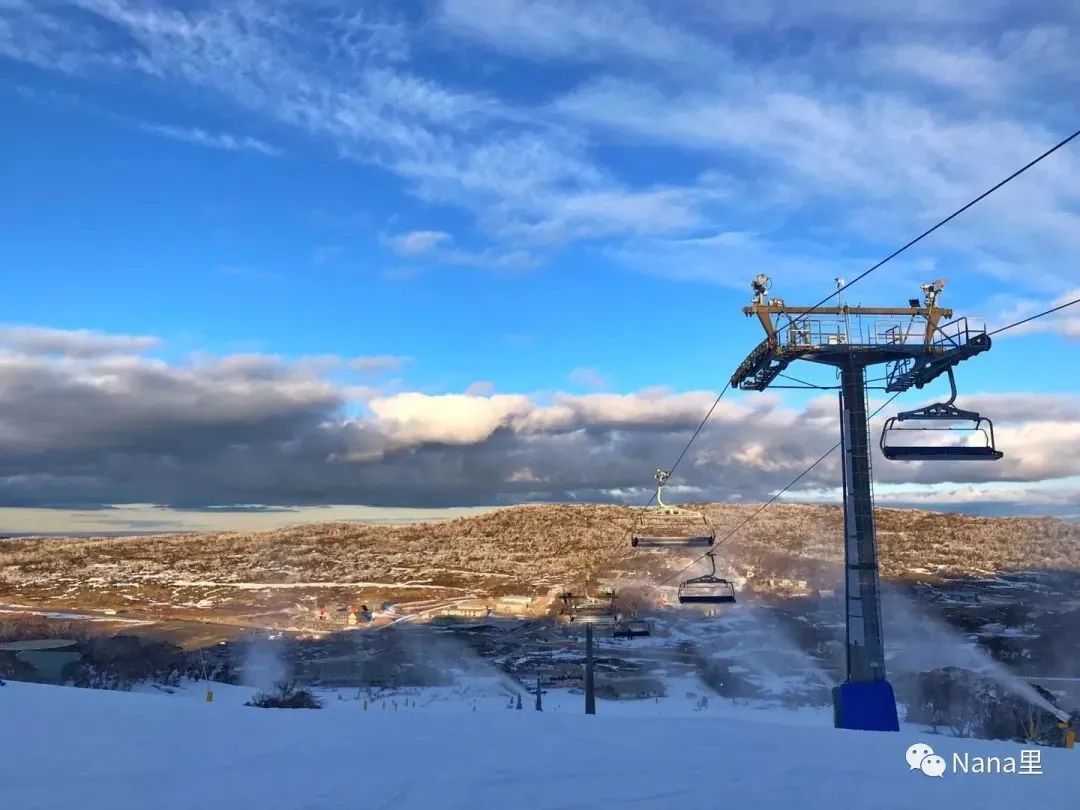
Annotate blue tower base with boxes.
[832,680,899,731]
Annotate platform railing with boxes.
[930,316,986,350]
[884,317,990,391]
[780,316,932,349]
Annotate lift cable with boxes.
[782,125,1080,329]
[987,295,1080,337]
[648,391,904,594]
[592,167,1080,595]
[623,125,1080,590]
[610,126,1080,577]
[583,384,734,587]
[665,380,732,481]
[600,293,1080,594]
[579,382,733,591]
[644,294,1080,595]
[776,373,841,390]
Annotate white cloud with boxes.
[367,392,535,446]
[137,122,281,155]
[2,2,1080,356]
[0,2,724,248]
[553,75,1077,208]
[384,229,539,271]
[506,184,716,243]
[552,72,1080,288]
[435,0,717,65]
[607,229,866,290]
[697,0,1008,29]
[386,230,452,257]
[867,42,1007,98]
[798,477,1080,518]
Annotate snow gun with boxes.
[1058,713,1075,750]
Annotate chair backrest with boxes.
[634,506,714,538]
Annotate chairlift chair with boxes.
[630,469,716,548]
[880,368,1003,462]
[560,588,616,625]
[614,618,651,639]
[677,552,736,605]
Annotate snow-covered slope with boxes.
[2,681,1076,810]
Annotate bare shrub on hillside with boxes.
[246,679,323,710]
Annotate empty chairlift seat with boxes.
[630,469,716,548]
[677,552,736,605]
[560,590,617,626]
[879,369,1003,462]
[613,618,651,638]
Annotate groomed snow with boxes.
[2,680,1076,809]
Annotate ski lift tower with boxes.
[730,274,994,732]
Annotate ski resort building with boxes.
[494,595,533,615]
[314,603,373,625]
[440,600,491,618]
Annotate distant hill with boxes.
[1,503,1078,626]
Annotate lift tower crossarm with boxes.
[732,287,982,393]
[743,303,953,348]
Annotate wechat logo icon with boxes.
[906,743,946,778]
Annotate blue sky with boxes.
[0,0,1079,530]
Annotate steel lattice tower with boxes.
[730,276,993,731]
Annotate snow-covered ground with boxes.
[0,605,155,625]
[3,679,1076,810]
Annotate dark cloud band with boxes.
[0,329,1075,511]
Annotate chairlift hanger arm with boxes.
[893,369,975,420]
[894,403,984,422]
[654,468,670,508]
[677,558,737,604]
